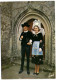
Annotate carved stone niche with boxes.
[12,7,52,65]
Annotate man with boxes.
[19,22,32,74]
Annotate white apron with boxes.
[32,41,43,55]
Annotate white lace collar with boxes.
[35,31,41,35]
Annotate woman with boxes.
[32,20,43,75]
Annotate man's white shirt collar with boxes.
[24,30,28,33]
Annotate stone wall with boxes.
[1,1,55,66]
[1,2,12,58]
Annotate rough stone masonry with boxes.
[0,1,55,67]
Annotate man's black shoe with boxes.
[19,70,23,74]
[27,71,30,74]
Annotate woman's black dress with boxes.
[31,33,43,65]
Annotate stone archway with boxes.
[13,7,52,65]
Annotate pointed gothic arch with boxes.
[12,7,52,65]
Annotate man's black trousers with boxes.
[20,45,30,71]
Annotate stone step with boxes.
[12,58,54,72]
[13,58,44,70]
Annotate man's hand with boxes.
[21,36,23,39]
[39,48,42,52]
[27,42,31,45]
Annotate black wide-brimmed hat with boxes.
[21,22,30,27]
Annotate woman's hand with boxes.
[39,48,42,52]
[40,40,42,43]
